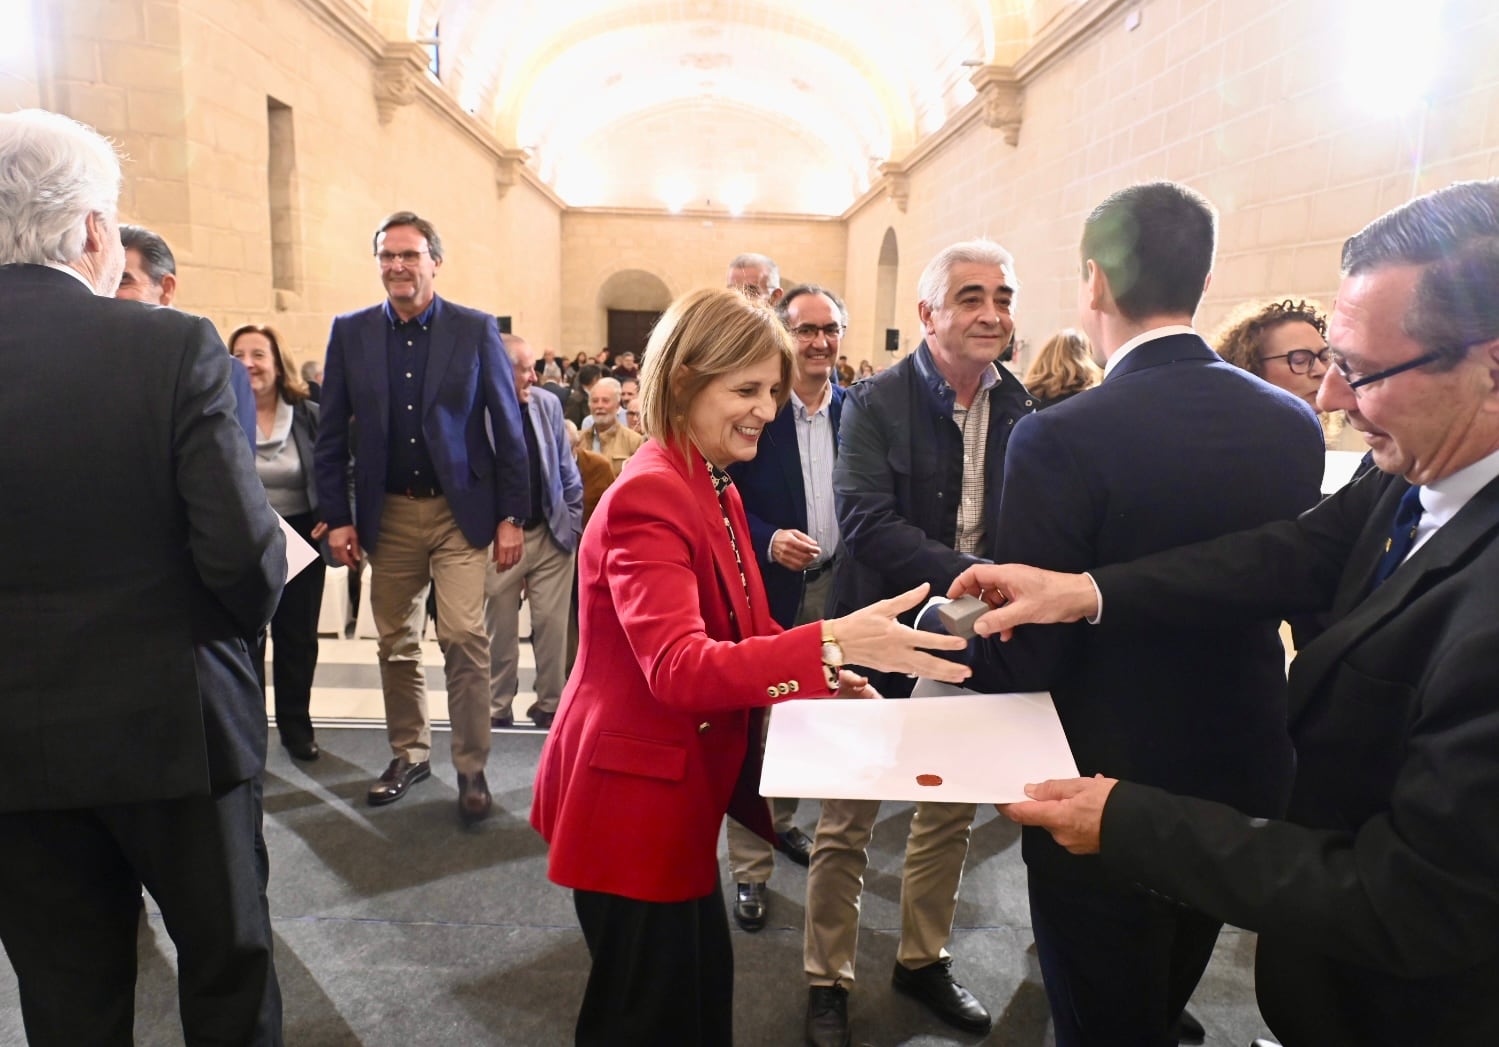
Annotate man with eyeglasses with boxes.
[316,210,529,825]
[950,179,1499,1044]
[727,251,784,305]
[722,285,849,934]
[802,241,1034,1046]
[923,182,1323,1047]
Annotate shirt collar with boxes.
[1103,324,1196,378]
[790,383,833,419]
[913,340,1000,412]
[1420,445,1499,529]
[702,454,733,494]
[383,295,439,328]
[46,262,98,293]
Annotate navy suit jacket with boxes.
[314,295,529,553]
[967,331,1325,881]
[728,383,844,628]
[524,388,585,553]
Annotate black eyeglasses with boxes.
[789,323,846,342]
[1259,347,1330,375]
[1330,349,1445,394]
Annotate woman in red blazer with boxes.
[531,288,970,1045]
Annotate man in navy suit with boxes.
[953,182,1324,1046]
[316,211,529,824]
[484,333,583,731]
[724,285,847,931]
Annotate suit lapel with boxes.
[362,308,391,441]
[421,301,459,419]
[530,399,555,510]
[1289,474,1499,721]
[766,407,807,528]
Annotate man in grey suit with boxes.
[0,109,285,1045]
[485,333,584,730]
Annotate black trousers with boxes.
[1029,871,1221,1047]
[573,887,734,1046]
[0,778,282,1046]
[257,510,325,748]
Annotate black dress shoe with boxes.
[776,826,814,867]
[284,738,320,762]
[490,713,514,729]
[805,985,851,1047]
[367,757,431,806]
[1175,1008,1206,1045]
[529,709,555,729]
[733,882,767,932]
[457,771,492,824]
[891,958,992,1034]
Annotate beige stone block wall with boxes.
[559,211,847,356]
[18,0,562,371]
[845,0,1499,370]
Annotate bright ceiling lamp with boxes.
[1344,0,1444,113]
[657,174,695,214]
[719,176,754,217]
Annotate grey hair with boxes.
[0,109,122,266]
[728,252,780,288]
[119,224,176,282]
[592,376,623,401]
[917,240,1017,311]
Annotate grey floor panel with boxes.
[0,728,1275,1045]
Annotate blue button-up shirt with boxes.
[383,296,440,494]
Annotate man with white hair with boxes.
[587,375,644,476]
[803,240,1034,1045]
[727,251,784,305]
[0,109,286,1044]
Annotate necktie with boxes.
[1371,485,1424,588]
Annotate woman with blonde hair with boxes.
[531,288,969,1045]
[1024,328,1102,409]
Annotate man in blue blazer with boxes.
[316,211,529,824]
[485,334,583,731]
[725,285,847,931]
[958,182,1324,1046]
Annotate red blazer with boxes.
[531,439,832,902]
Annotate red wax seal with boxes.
[916,774,943,787]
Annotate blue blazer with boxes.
[525,388,585,553]
[314,296,529,553]
[728,383,844,628]
[967,331,1325,881]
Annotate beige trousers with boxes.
[368,496,493,775]
[724,564,835,883]
[803,798,978,984]
[484,523,576,718]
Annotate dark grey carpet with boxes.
[0,728,1274,1045]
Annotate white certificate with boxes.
[280,514,320,580]
[760,686,1078,804]
[1323,450,1365,494]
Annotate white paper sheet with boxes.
[761,686,1078,804]
[280,514,319,581]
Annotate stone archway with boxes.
[596,268,672,363]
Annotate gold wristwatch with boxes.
[821,626,844,690]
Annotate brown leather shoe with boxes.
[367,757,430,807]
[457,770,492,824]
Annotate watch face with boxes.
[821,640,844,665]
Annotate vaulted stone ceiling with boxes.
[367,0,1042,215]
